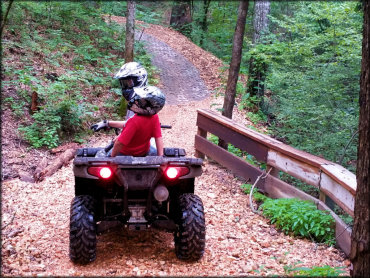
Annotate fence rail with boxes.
[194,109,356,256]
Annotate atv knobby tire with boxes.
[175,193,206,261]
[69,195,96,264]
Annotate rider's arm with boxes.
[107,120,126,129]
[155,137,164,156]
[111,139,124,157]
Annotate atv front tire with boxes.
[175,193,206,261]
[69,195,96,264]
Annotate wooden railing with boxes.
[194,109,356,256]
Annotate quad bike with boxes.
[69,126,206,264]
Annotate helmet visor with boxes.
[119,77,135,90]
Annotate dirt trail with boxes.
[138,31,209,104]
[1,17,351,276]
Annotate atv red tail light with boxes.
[165,167,189,179]
[88,167,112,179]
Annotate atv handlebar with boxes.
[160,124,172,129]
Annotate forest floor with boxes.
[1,17,351,276]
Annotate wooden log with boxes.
[35,148,77,182]
[50,142,79,154]
[33,156,48,182]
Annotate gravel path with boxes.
[138,31,209,104]
[1,18,351,277]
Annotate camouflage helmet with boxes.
[114,62,148,100]
[128,86,166,115]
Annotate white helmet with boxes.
[114,62,148,100]
[128,86,166,115]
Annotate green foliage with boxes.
[260,198,335,245]
[189,1,247,61]
[251,2,362,172]
[241,183,336,245]
[3,1,156,149]
[19,110,61,149]
[176,1,362,173]
[3,97,26,118]
[284,262,346,276]
[101,1,168,25]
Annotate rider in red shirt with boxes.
[112,113,163,156]
[90,62,166,157]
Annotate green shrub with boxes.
[19,110,61,149]
[284,262,346,276]
[241,183,336,245]
[261,198,335,245]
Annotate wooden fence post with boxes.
[195,127,207,159]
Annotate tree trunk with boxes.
[247,0,270,111]
[200,0,211,47]
[350,1,370,276]
[125,0,136,63]
[170,0,192,36]
[0,0,15,37]
[219,0,249,149]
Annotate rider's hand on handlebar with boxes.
[90,120,110,132]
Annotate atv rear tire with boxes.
[69,195,96,264]
[175,193,206,261]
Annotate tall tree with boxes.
[247,0,270,111]
[350,1,370,276]
[170,0,192,36]
[125,0,136,63]
[200,0,211,47]
[219,0,249,149]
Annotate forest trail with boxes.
[139,31,209,104]
[1,17,351,276]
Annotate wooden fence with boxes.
[194,109,356,256]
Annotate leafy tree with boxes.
[200,0,211,47]
[170,0,192,36]
[252,1,363,171]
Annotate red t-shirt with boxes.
[117,114,162,156]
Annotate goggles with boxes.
[119,77,135,90]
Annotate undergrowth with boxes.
[241,184,336,246]
[284,262,346,276]
[2,1,157,149]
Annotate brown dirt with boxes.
[1,16,350,276]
